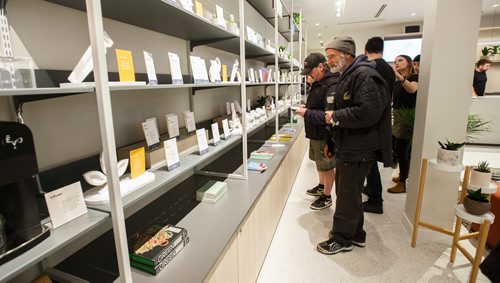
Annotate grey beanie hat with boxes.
[326,36,356,57]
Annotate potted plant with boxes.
[292,12,302,26]
[480,46,491,60]
[470,160,492,189]
[278,45,286,58]
[463,188,491,215]
[466,114,491,142]
[256,95,268,107]
[436,139,465,166]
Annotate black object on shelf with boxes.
[0,121,50,265]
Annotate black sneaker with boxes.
[328,230,366,248]
[317,238,353,255]
[306,185,324,196]
[362,186,370,195]
[310,195,332,210]
[362,200,383,214]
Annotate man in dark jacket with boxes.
[296,53,339,210]
[317,37,392,255]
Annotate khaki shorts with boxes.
[309,139,336,172]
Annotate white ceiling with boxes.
[283,0,500,50]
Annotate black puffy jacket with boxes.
[331,55,392,167]
[304,71,340,140]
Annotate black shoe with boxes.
[363,200,383,214]
[310,195,332,210]
[362,186,370,195]
[317,238,353,255]
[306,185,324,196]
[328,230,366,248]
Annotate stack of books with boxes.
[250,151,274,160]
[129,223,189,275]
[196,180,228,203]
[248,161,267,173]
[268,134,293,142]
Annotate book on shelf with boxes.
[196,180,227,203]
[250,151,274,160]
[269,134,293,142]
[130,236,190,275]
[129,223,188,267]
[248,161,267,173]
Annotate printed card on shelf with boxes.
[164,138,180,171]
[44,181,88,229]
[230,103,236,114]
[146,117,160,139]
[234,100,242,113]
[249,68,255,82]
[247,99,251,112]
[254,70,259,83]
[166,113,180,139]
[190,56,209,84]
[179,0,194,13]
[258,69,263,84]
[130,147,146,179]
[215,5,227,28]
[194,0,203,17]
[226,102,231,115]
[222,119,231,140]
[168,52,184,85]
[221,64,228,82]
[211,123,220,146]
[143,51,158,85]
[230,59,239,82]
[116,49,136,82]
[196,128,209,155]
[183,111,196,133]
[142,119,160,150]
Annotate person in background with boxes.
[362,37,395,214]
[473,59,491,96]
[388,55,418,194]
[296,53,339,210]
[413,54,420,74]
[319,37,392,254]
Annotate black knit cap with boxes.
[413,54,420,62]
[300,53,326,75]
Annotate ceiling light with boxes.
[315,23,320,26]
[411,12,416,16]
[318,33,322,36]
[493,4,499,8]
[334,0,346,18]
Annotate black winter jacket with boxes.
[304,72,340,140]
[331,55,392,167]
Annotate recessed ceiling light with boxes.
[318,33,322,36]
[493,4,499,8]
[315,23,320,26]
[320,40,323,43]
[411,12,416,16]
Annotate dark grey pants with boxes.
[332,160,374,245]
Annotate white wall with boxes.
[3,0,285,170]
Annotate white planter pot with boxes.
[436,148,461,167]
[469,169,492,189]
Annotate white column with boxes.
[404,0,482,229]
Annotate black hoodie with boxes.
[331,55,392,167]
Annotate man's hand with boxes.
[323,144,333,159]
[295,106,307,117]
[325,111,333,124]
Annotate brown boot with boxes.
[387,182,406,194]
[392,176,400,183]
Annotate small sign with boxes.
[143,51,158,85]
[234,100,242,113]
[195,0,203,17]
[142,119,160,150]
[226,102,231,115]
[166,113,180,139]
[211,123,220,146]
[116,49,136,82]
[164,138,180,171]
[247,99,251,112]
[45,182,88,229]
[222,119,231,140]
[216,5,227,28]
[230,59,239,82]
[222,64,228,82]
[196,128,209,155]
[168,52,184,85]
[130,147,146,179]
[190,56,209,84]
[183,111,196,133]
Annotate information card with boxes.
[190,56,209,84]
[142,119,160,150]
[211,123,221,146]
[222,119,231,140]
[215,5,227,28]
[166,113,180,138]
[230,59,239,82]
[196,128,209,155]
[164,138,180,171]
[45,182,88,229]
[143,51,158,85]
[183,110,197,133]
[168,52,184,85]
[115,49,136,82]
[222,64,228,82]
[130,147,146,179]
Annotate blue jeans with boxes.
[366,162,383,202]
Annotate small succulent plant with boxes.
[438,139,465,150]
[467,188,489,203]
[475,160,491,173]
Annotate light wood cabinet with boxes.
[205,235,239,283]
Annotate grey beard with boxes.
[330,57,347,73]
